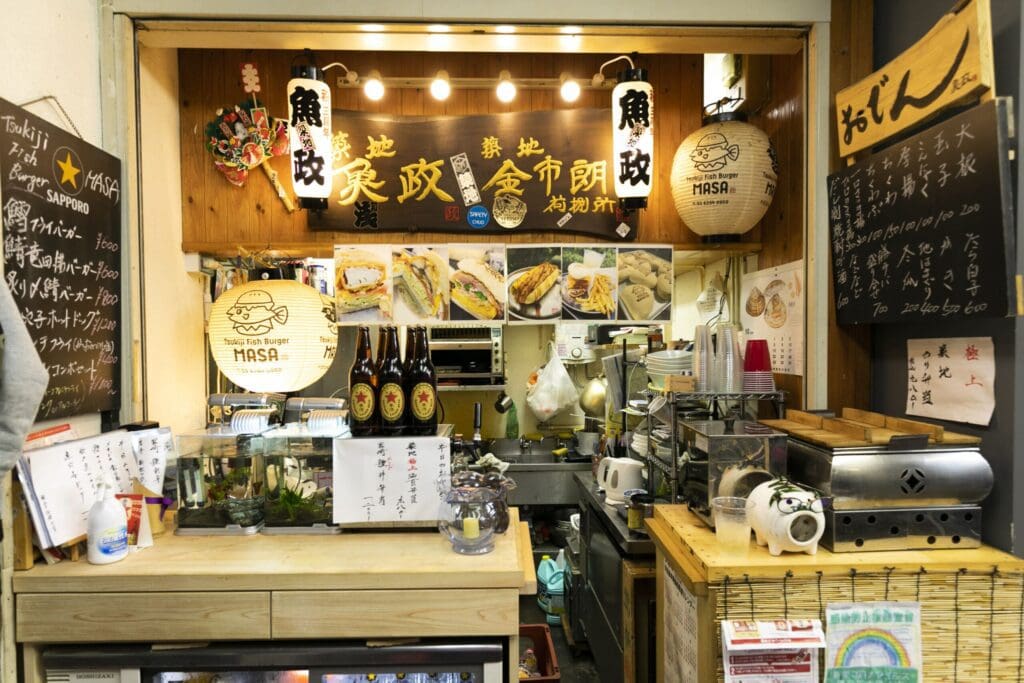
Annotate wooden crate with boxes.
[760,407,982,449]
[648,505,1024,683]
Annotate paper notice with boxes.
[906,337,994,426]
[740,260,804,375]
[721,619,824,683]
[825,602,922,683]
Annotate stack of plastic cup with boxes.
[693,324,711,392]
[742,339,775,392]
[714,323,743,393]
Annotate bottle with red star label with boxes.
[405,326,438,436]
[378,325,407,436]
[349,325,379,436]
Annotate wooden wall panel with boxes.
[178,49,722,254]
[826,0,874,412]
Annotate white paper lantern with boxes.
[612,69,654,210]
[670,113,778,237]
[288,65,333,211]
[209,280,338,393]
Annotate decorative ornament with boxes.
[204,99,295,212]
[670,111,777,238]
[208,280,337,393]
[612,67,654,210]
[745,478,825,556]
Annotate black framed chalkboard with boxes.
[827,99,1015,325]
[0,97,122,419]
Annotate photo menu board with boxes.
[827,99,1015,325]
[333,243,673,326]
[0,97,122,419]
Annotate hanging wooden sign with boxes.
[834,0,994,157]
[307,108,639,241]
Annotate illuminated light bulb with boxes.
[559,73,581,103]
[363,70,385,101]
[495,70,516,103]
[430,70,452,101]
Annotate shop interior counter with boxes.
[647,505,1024,683]
[14,510,534,683]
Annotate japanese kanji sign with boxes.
[906,336,994,426]
[834,0,993,157]
[309,108,638,240]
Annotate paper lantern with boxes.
[209,280,338,393]
[670,112,778,237]
[612,68,654,210]
[287,65,332,211]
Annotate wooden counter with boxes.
[647,505,1024,683]
[14,511,533,682]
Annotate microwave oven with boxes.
[428,326,504,386]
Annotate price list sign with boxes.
[827,99,1014,325]
[0,97,122,419]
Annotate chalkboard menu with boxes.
[0,97,121,419]
[828,99,1014,325]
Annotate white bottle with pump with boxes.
[87,477,128,564]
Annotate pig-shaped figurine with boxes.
[746,478,825,556]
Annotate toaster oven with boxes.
[428,326,504,386]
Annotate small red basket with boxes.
[518,623,561,681]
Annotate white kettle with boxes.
[596,457,645,504]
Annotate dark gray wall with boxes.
[870,0,1022,552]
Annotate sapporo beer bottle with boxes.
[349,325,379,436]
[406,326,438,436]
[378,325,407,436]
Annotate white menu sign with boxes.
[740,260,804,375]
[333,436,451,525]
[906,337,995,426]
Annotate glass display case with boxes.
[175,426,267,534]
[261,424,343,533]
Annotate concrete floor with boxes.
[519,596,601,682]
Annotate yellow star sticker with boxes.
[56,152,81,189]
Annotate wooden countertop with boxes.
[647,505,1024,584]
[14,509,528,594]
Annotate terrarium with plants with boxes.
[175,427,267,532]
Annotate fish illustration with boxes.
[690,132,740,172]
[227,289,289,336]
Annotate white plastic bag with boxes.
[526,343,579,422]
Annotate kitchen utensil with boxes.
[579,376,608,418]
[596,457,645,504]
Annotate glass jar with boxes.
[438,486,500,555]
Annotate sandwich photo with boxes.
[510,262,559,305]
[393,247,449,321]
[506,246,562,321]
[449,258,506,321]
[334,247,391,319]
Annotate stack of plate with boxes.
[630,432,650,455]
[742,370,776,392]
[646,349,693,390]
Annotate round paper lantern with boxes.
[209,280,338,393]
[670,112,778,237]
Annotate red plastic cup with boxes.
[744,339,772,372]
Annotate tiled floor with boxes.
[519,596,601,682]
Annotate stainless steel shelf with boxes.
[437,385,507,393]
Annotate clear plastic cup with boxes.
[712,496,751,552]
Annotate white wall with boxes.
[0,0,104,437]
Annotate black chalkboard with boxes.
[0,97,121,419]
[828,99,1015,325]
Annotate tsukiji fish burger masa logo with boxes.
[227,289,289,335]
[690,133,740,172]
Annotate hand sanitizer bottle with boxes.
[87,477,128,564]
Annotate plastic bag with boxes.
[526,343,579,422]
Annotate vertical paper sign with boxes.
[663,561,700,683]
[740,260,805,375]
[825,602,922,683]
[332,436,450,525]
[906,337,994,426]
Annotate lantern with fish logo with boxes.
[209,280,337,392]
[670,111,777,238]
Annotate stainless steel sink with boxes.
[473,437,592,505]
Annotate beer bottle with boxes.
[406,326,438,436]
[375,325,389,372]
[378,325,407,436]
[403,325,416,374]
[349,326,379,437]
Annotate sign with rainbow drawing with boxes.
[825,603,922,683]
